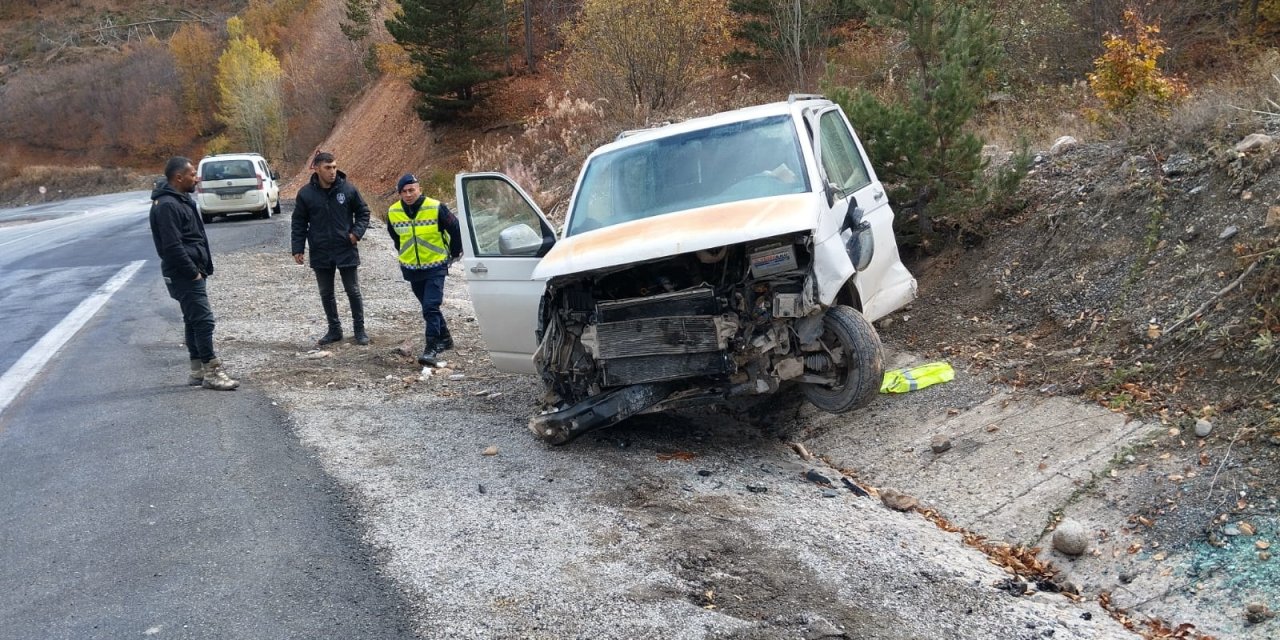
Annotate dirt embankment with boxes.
[874,135,1280,638]
[280,77,439,210]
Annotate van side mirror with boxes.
[498,223,545,255]
[839,203,861,232]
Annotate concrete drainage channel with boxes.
[794,349,1274,639]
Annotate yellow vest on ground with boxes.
[881,362,955,393]
[387,197,448,268]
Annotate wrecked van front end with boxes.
[453,97,916,444]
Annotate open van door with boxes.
[453,173,557,373]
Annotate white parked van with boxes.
[195,153,281,223]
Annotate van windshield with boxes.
[566,115,808,236]
[201,160,256,181]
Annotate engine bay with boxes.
[534,234,836,408]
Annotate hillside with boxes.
[279,76,437,209]
[0,0,366,204]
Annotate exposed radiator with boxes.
[591,286,730,386]
[601,352,732,386]
[596,286,718,322]
[594,316,720,359]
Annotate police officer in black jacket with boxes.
[149,156,238,390]
[290,151,373,346]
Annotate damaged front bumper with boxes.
[527,383,731,445]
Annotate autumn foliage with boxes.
[212,17,285,161]
[1088,9,1188,112]
[168,23,220,135]
[563,0,731,113]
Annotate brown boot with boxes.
[202,358,239,391]
[188,359,204,386]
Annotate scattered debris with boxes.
[881,362,955,393]
[1245,602,1275,625]
[880,488,919,512]
[656,451,697,462]
[482,446,498,456]
[789,442,813,460]
[1194,418,1213,438]
[930,434,952,454]
[1234,133,1274,153]
[299,350,332,359]
[841,477,870,498]
[1052,519,1089,557]
[995,577,1029,596]
[1050,136,1079,154]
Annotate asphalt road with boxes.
[0,195,415,639]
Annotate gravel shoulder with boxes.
[201,212,1130,639]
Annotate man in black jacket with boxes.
[290,151,372,346]
[149,156,239,390]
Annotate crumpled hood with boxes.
[533,193,819,281]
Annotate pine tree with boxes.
[341,0,374,43]
[830,0,1014,245]
[385,0,510,123]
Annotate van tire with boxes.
[801,305,883,413]
[202,214,213,224]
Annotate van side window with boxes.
[817,110,871,194]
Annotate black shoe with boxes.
[354,330,371,346]
[317,327,343,346]
[417,343,442,366]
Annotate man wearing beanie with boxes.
[386,173,463,366]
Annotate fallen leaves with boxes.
[1099,592,1218,639]
[656,450,697,462]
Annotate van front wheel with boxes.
[800,305,883,413]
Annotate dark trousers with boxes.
[314,266,364,330]
[410,270,449,340]
[165,276,216,362]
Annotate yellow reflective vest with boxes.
[881,362,955,393]
[387,197,449,268]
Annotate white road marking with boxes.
[0,260,145,417]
